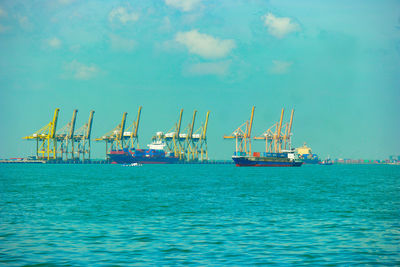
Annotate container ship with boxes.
[224,107,303,167]
[108,137,180,164]
[232,151,303,167]
[296,143,320,164]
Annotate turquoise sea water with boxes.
[0,164,399,265]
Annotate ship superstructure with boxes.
[296,143,320,164]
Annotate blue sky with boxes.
[0,0,399,160]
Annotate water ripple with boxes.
[0,164,399,265]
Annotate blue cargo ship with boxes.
[108,138,180,164]
[232,151,303,167]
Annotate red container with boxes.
[253,152,260,157]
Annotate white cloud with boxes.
[175,30,235,59]
[187,61,230,76]
[109,7,139,24]
[65,60,99,80]
[269,60,292,74]
[48,37,61,49]
[109,34,135,52]
[262,13,299,38]
[0,7,7,17]
[165,0,201,12]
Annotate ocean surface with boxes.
[0,164,399,265]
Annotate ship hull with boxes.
[108,150,180,164]
[302,158,320,164]
[232,156,303,167]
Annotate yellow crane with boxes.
[223,106,255,156]
[283,109,294,150]
[163,109,185,159]
[275,108,285,152]
[56,109,78,160]
[192,111,210,161]
[124,106,142,149]
[95,112,127,156]
[184,110,197,161]
[254,108,294,153]
[23,108,60,160]
[74,110,95,162]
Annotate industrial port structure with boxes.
[253,108,294,153]
[23,109,95,161]
[95,106,142,155]
[223,106,295,155]
[22,107,209,163]
[95,108,210,162]
[155,109,210,161]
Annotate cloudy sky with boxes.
[0,0,399,160]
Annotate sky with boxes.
[0,0,399,160]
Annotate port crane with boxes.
[95,112,128,156]
[56,109,78,160]
[223,106,255,156]
[192,111,210,161]
[123,106,142,149]
[74,110,95,161]
[182,110,197,161]
[23,108,60,160]
[158,109,209,161]
[283,109,294,150]
[162,109,185,159]
[254,108,294,153]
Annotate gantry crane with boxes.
[254,108,294,153]
[123,106,142,149]
[56,109,78,160]
[223,106,255,156]
[23,108,60,160]
[95,112,127,156]
[74,110,95,161]
[163,109,185,159]
[184,110,197,161]
[283,109,294,150]
[192,111,210,161]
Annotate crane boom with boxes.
[85,111,95,139]
[176,109,183,138]
[202,111,210,138]
[189,110,197,138]
[50,108,60,138]
[288,109,294,136]
[277,108,284,139]
[118,112,128,140]
[247,106,255,138]
[133,106,142,137]
[68,109,78,139]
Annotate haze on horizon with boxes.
[0,0,399,160]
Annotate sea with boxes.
[0,164,399,265]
